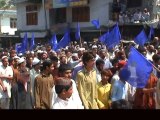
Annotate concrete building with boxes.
[0,9,17,35]
[15,0,159,42]
[15,0,113,41]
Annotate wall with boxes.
[1,17,17,35]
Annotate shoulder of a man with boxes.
[35,74,43,81]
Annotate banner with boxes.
[53,0,88,8]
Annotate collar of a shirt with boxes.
[83,67,95,74]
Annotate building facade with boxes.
[15,0,159,42]
[0,9,17,35]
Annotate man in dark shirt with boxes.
[10,68,33,109]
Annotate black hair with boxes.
[152,54,160,63]
[58,63,72,74]
[111,99,132,109]
[55,77,72,94]
[96,59,105,66]
[41,60,52,71]
[50,56,58,62]
[82,52,95,66]
[55,84,72,94]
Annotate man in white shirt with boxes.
[53,77,84,109]
[0,56,13,109]
[52,64,84,109]
[30,57,41,107]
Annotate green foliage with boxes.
[0,0,15,9]
[0,0,6,8]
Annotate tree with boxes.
[0,0,15,9]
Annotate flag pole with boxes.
[99,28,102,37]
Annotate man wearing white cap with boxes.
[30,57,41,107]
[69,53,81,68]
[92,45,100,60]
[0,56,13,109]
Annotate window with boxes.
[72,6,90,22]
[26,5,38,25]
[55,8,67,24]
[10,18,17,28]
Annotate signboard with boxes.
[53,0,88,8]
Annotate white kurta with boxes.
[51,79,84,109]
[0,65,13,98]
[53,97,84,109]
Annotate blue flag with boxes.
[148,26,154,41]
[91,19,100,29]
[104,23,121,49]
[30,33,35,51]
[15,43,22,53]
[50,34,58,51]
[56,30,70,49]
[134,29,148,46]
[75,22,80,41]
[21,32,28,54]
[99,31,109,44]
[121,47,153,88]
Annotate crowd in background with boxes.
[0,36,160,109]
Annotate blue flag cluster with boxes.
[99,23,121,49]
[99,31,109,44]
[105,24,121,49]
[15,43,23,53]
[56,30,70,50]
[30,33,35,51]
[21,32,28,54]
[50,34,58,51]
[134,29,148,46]
[121,47,153,88]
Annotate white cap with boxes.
[18,58,25,64]
[37,50,43,53]
[32,57,40,66]
[79,48,85,51]
[92,45,97,49]
[31,51,34,54]
[18,53,23,57]
[13,56,20,60]
[25,51,30,54]
[72,53,78,57]
[1,56,8,60]
[43,51,47,54]
[84,41,87,44]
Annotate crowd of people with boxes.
[112,0,151,24]
[0,36,160,109]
